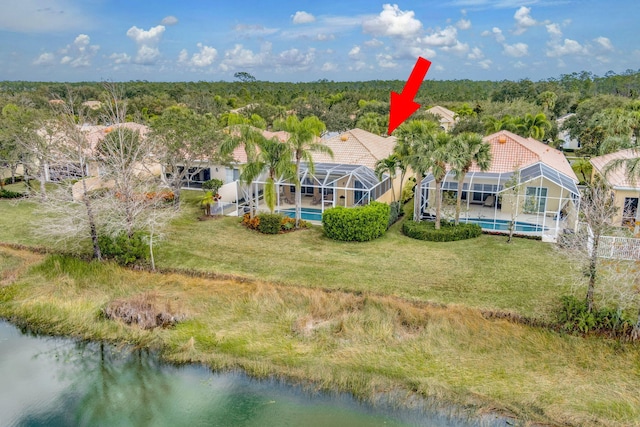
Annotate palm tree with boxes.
[449,133,492,225]
[374,154,399,202]
[395,120,440,219]
[356,112,384,135]
[276,116,333,228]
[571,157,593,184]
[220,124,264,217]
[241,137,295,213]
[521,113,552,140]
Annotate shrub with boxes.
[241,213,260,230]
[322,202,390,242]
[1,175,24,185]
[388,201,402,228]
[258,213,283,234]
[202,178,224,193]
[0,189,24,199]
[98,231,148,266]
[402,220,482,242]
[555,295,633,337]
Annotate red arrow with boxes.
[387,57,432,135]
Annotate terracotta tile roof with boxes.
[591,148,640,189]
[226,127,291,164]
[473,130,577,180]
[312,128,396,169]
[81,122,149,152]
[426,106,457,124]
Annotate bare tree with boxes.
[33,94,104,259]
[502,167,525,243]
[558,180,619,312]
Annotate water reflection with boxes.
[0,321,510,427]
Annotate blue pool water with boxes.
[278,208,323,222]
[462,217,546,232]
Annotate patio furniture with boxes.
[483,195,495,207]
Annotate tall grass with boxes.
[0,194,574,318]
[2,247,639,426]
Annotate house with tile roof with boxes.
[426,106,458,132]
[590,148,640,227]
[248,128,399,216]
[416,130,580,241]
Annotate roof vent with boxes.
[340,135,348,141]
[498,135,507,144]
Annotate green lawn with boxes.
[0,191,577,319]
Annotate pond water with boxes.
[0,320,510,427]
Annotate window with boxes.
[525,187,547,213]
[471,184,497,203]
[622,197,638,227]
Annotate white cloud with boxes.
[419,26,458,47]
[362,4,422,38]
[233,24,279,38]
[546,23,562,38]
[276,48,315,70]
[513,6,537,35]
[503,42,528,57]
[109,52,131,64]
[376,53,397,68]
[292,11,315,24]
[442,41,469,55]
[219,44,269,71]
[348,45,362,59]
[60,34,99,68]
[348,61,367,71]
[478,59,492,70]
[594,36,614,51]
[321,62,337,72]
[161,16,178,26]
[315,33,335,41]
[546,38,587,57]
[180,43,218,68]
[33,52,55,66]
[481,27,505,43]
[468,47,484,60]
[126,25,166,64]
[456,18,471,30]
[364,38,384,47]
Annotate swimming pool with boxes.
[461,217,547,233]
[278,208,323,222]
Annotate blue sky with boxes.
[0,0,637,82]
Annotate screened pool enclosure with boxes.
[236,162,392,218]
[415,161,581,241]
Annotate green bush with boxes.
[1,176,24,185]
[388,201,402,228]
[556,295,633,336]
[257,213,283,235]
[202,178,224,193]
[402,220,482,242]
[98,231,148,266]
[0,189,24,199]
[322,202,390,242]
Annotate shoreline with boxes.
[2,246,640,426]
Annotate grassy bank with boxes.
[1,247,639,426]
[0,194,575,319]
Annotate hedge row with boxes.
[322,201,390,242]
[402,220,482,242]
[0,189,25,199]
